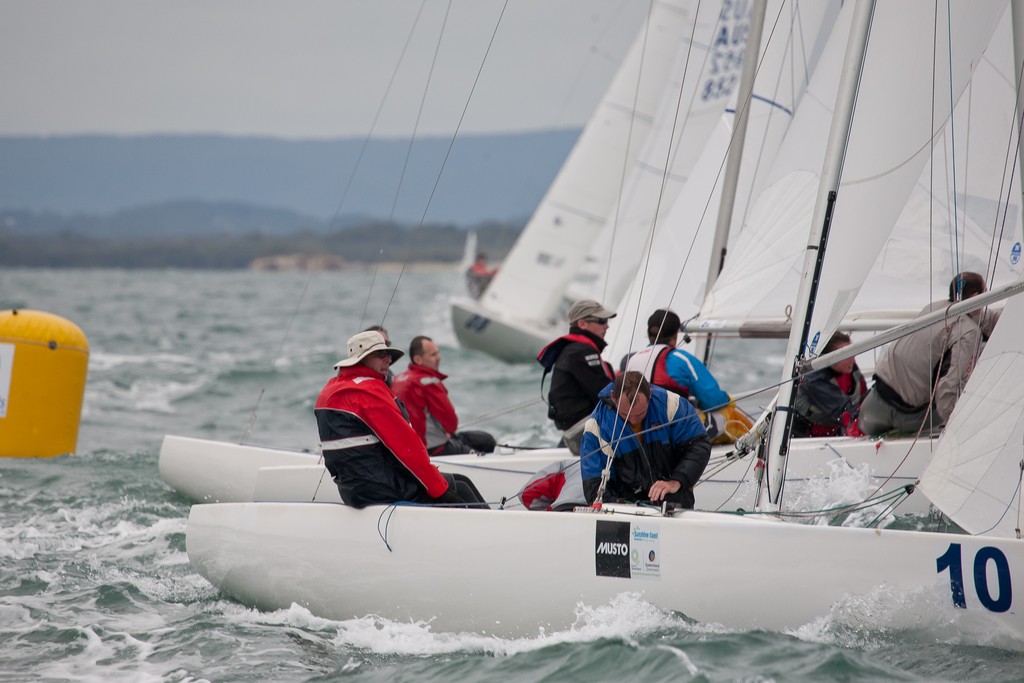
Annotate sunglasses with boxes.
[368,350,392,359]
[584,317,609,325]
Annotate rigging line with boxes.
[599,0,658,307]
[860,324,958,504]
[380,0,511,323]
[656,1,785,328]
[551,0,638,126]
[605,0,724,309]
[616,0,720,360]
[706,449,757,512]
[240,273,315,444]
[976,460,1024,536]
[360,0,457,328]
[730,0,794,238]
[456,396,544,429]
[328,0,430,233]
[241,4,432,444]
[945,0,961,277]
[985,45,1024,278]
[985,52,1024,284]
[928,4,938,307]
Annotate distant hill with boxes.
[0,201,327,238]
[0,131,581,228]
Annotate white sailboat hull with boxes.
[450,296,554,363]
[187,502,1024,642]
[160,434,936,517]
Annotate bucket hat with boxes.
[334,330,404,369]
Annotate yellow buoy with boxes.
[0,309,89,458]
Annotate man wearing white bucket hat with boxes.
[315,330,484,508]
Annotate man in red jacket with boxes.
[315,330,485,507]
[392,335,497,455]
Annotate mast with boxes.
[1013,1,1024,213]
[755,0,877,512]
[697,0,767,364]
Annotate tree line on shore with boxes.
[0,221,522,269]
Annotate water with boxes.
[2,267,1023,682]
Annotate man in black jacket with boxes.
[537,299,616,454]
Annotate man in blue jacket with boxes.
[579,371,711,509]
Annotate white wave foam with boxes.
[89,351,195,372]
[215,592,731,659]
[789,579,1024,652]
[782,459,898,528]
[85,376,208,414]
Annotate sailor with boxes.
[579,371,711,508]
[314,330,485,508]
[466,251,498,299]
[361,324,395,387]
[858,272,1000,436]
[392,334,496,455]
[792,331,868,437]
[537,299,617,454]
[623,308,752,444]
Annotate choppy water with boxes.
[2,267,1023,682]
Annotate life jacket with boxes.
[537,332,615,429]
[537,333,613,378]
[315,366,449,507]
[624,344,690,398]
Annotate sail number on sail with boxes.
[702,0,749,102]
[936,543,1012,612]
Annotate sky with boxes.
[0,0,649,139]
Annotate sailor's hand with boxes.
[648,479,681,502]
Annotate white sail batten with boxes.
[606,0,842,363]
[699,1,1022,340]
[919,289,1024,539]
[476,0,716,330]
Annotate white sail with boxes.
[476,0,721,330]
[919,289,1024,538]
[563,0,812,312]
[606,0,842,362]
[698,1,1021,341]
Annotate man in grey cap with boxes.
[315,330,485,508]
[536,299,617,454]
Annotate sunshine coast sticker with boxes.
[629,524,662,579]
[595,520,662,579]
[1011,242,1021,266]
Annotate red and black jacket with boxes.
[537,329,614,430]
[315,365,449,507]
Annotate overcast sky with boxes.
[0,0,649,139]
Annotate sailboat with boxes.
[184,1,1024,644]
[451,0,753,362]
[160,0,971,522]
